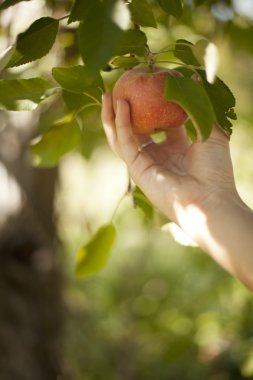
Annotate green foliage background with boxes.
[1,0,253,379]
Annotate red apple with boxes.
[112,66,188,135]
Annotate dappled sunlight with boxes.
[56,148,129,251]
[161,222,198,247]
[111,0,131,31]
[174,202,238,276]
[233,0,253,20]
[0,162,24,225]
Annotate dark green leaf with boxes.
[7,17,59,67]
[0,78,55,110]
[68,0,99,23]
[111,55,141,68]
[78,107,105,159]
[165,76,215,140]
[52,65,104,93]
[0,0,31,10]
[30,116,81,167]
[192,39,209,66]
[196,70,236,135]
[174,39,200,66]
[133,186,154,221]
[157,0,183,18]
[174,66,195,78]
[62,89,102,111]
[117,29,147,56]
[129,0,157,28]
[78,1,124,74]
[75,224,116,278]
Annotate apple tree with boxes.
[0,0,252,378]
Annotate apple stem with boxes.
[145,45,155,69]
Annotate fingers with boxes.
[115,99,140,167]
[101,93,119,155]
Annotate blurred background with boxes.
[1,0,253,379]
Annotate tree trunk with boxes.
[0,118,65,379]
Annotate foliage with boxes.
[0,0,237,145]
[0,0,241,275]
[75,223,116,278]
[1,1,253,377]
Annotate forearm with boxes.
[181,195,253,290]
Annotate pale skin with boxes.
[102,93,253,291]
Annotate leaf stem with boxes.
[111,175,131,222]
[82,91,102,106]
[74,103,100,119]
[58,14,70,21]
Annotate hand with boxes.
[102,93,253,289]
[102,94,237,227]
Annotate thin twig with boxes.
[58,14,70,21]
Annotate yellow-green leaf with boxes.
[30,118,80,167]
[75,224,116,278]
[111,55,141,68]
[0,77,54,110]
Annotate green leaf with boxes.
[111,55,141,68]
[68,0,98,23]
[129,0,157,28]
[157,0,183,18]
[78,0,124,74]
[7,17,59,67]
[132,186,154,221]
[192,39,209,66]
[173,66,195,78]
[174,39,201,66]
[185,119,197,142]
[52,65,104,94]
[78,107,105,159]
[165,76,215,140]
[30,116,81,167]
[0,0,31,10]
[0,78,55,110]
[75,224,116,278]
[62,89,101,111]
[196,70,236,135]
[117,29,147,56]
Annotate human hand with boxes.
[102,93,253,289]
[102,93,237,224]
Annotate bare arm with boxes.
[102,93,253,290]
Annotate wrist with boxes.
[186,192,253,287]
[174,188,242,242]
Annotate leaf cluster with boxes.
[0,0,239,276]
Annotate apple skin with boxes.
[112,66,188,135]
